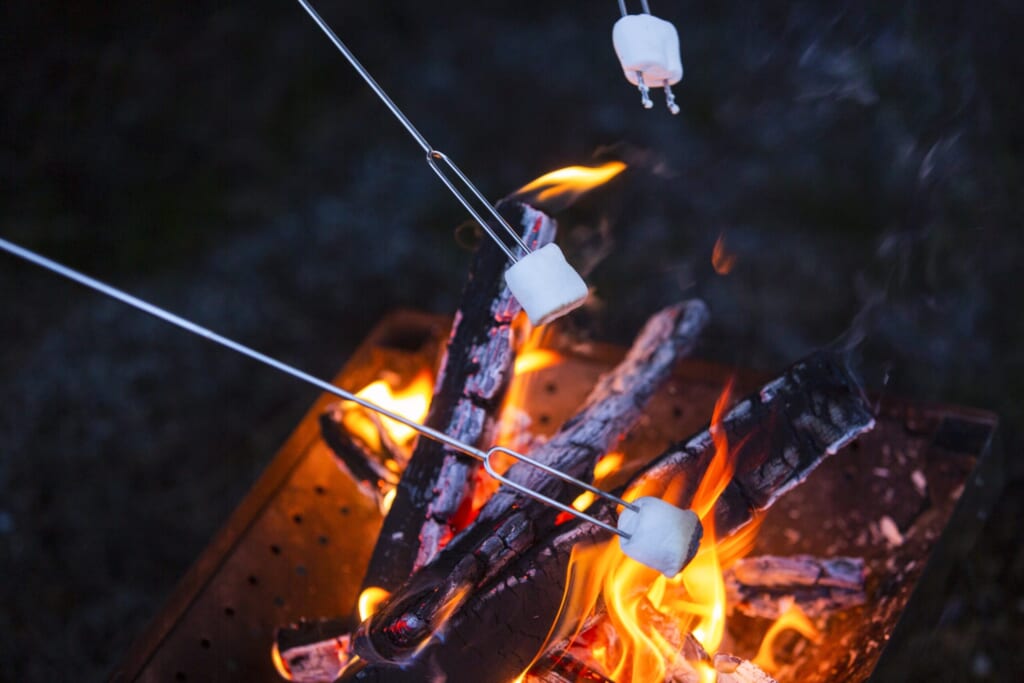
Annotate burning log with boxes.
[362,201,556,594]
[537,599,711,683]
[713,654,778,683]
[277,203,554,679]
[343,352,873,682]
[274,618,354,682]
[348,300,710,666]
[724,555,867,620]
[320,413,398,502]
[527,652,618,683]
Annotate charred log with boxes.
[345,351,874,682]
[713,654,778,683]
[320,411,397,494]
[539,599,711,683]
[275,617,355,682]
[361,202,556,594]
[348,300,709,668]
[725,555,867,619]
[527,652,616,683]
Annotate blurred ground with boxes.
[1,1,1021,680]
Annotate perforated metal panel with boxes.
[113,312,1000,683]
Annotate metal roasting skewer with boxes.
[0,238,638,538]
[292,0,530,263]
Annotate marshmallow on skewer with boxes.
[617,496,703,577]
[504,243,588,326]
[612,13,684,113]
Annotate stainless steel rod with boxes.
[0,237,486,462]
[0,237,637,535]
[293,0,530,259]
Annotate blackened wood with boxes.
[345,352,874,683]
[360,202,556,595]
[725,555,867,619]
[480,298,710,524]
[348,301,709,667]
[320,409,398,490]
[536,599,710,683]
[527,653,616,683]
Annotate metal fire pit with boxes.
[112,311,1001,683]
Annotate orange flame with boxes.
[496,313,564,448]
[566,452,626,516]
[513,161,627,206]
[358,586,392,621]
[341,369,434,456]
[594,451,625,481]
[542,381,752,683]
[753,602,821,673]
[271,642,292,680]
[514,349,563,376]
[712,233,737,275]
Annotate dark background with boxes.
[1,1,1021,680]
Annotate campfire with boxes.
[111,165,997,683]
[258,167,882,683]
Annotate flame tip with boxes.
[514,161,627,206]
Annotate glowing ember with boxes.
[712,233,737,275]
[341,370,433,456]
[358,586,392,621]
[513,161,627,205]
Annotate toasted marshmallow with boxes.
[612,14,683,86]
[504,243,588,326]
[617,496,702,577]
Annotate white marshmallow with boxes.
[617,496,702,577]
[612,14,683,86]
[504,243,588,326]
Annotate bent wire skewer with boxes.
[292,0,530,263]
[0,237,637,538]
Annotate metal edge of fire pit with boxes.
[111,310,1001,683]
[868,408,1003,680]
[111,310,449,683]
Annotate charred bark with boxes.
[275,617,355,683]
[344,351,874,682]
[348,301,709,668]
[361,202,556,595]
[712,654,778,683]
[535,599,710,683]
[320,411,398,492]
[725,554,867,619]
